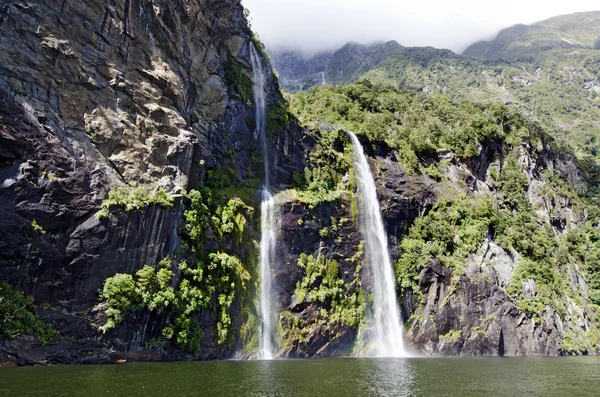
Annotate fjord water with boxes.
[250,42,276,359]
[2,357,599,396]
[349,132,406,357]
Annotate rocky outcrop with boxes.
[1,1,597,365]
[391,138,595,356]
[275,129,595,357]
[272,190,364,358]
[403,249,565,356]
[0,0,301,365]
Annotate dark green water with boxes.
[1,357,599,396]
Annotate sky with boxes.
[241,0,600,55]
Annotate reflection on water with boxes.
[357,358,415,396]
[1,356,599,396]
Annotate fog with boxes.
[241,0,599,55]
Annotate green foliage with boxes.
[289,128,354,207]
[100,274,141,331]
[495,157,529,209]
[224,56,253,103]
[0,282,55,344]
[182,189,256,346]
[30,219,45,235]
[423,164,443,180]
[98,184,174,218]
[396,196,497,296]
[577,156,600,204]
[566,225,600,311]
[560,328,600,354]
[184,189,254,254]
[267,101,290,136]
[290,82,541,175]
[99,257,211,355]
[99,187,257,354]
[250,33,267,59]
[440,329,462,343]
[282,252,366,352]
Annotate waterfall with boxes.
[321,71,326,86]
[258,188,276,359]
[250,43,276,360]
[348,132,406,357]
[250,44,268,185]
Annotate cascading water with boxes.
[258,189,276,359]
[349,132,406,357]
[250,43,276,360]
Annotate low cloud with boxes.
[242,0,599,55]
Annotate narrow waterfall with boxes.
[348,132,406,357]
[321,71,326,86]
[250,43,276,360]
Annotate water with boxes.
[258,188,276,359]
[1,357,598,396]
[349,132,406,357]
[250,42,277,359]
[250,44,267,175]
[321,71,326,86]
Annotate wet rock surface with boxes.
[1,1,596,365]
[0,0,300,364]
[273,191,362,358]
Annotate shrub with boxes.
[0,282,55,343]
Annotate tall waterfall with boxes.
[349,132,406,357]
[250,43,276,360]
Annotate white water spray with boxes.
[250,43,276,360]
[349,132,406,357]
[258,188,276,359]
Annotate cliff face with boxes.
[278,80,600,357]
[271,127,596,358]
[394,144,590,356]
[1,2,598,365]
[0,0,301,364]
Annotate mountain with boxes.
[0,0,300,364]
[270,12,600,170]
[286,81,600,356]
[464,11,600,60]
[268,48,333,92]
[1,3,599,365]
[269,11,600,356]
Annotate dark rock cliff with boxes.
[1,1,598,365]
[268,126,597,358]
[0,0,300,364]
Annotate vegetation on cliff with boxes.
[97,185,175,219]
[288,81,600,353]
[97,189,257,355]
[0,282,55,344]
[275,13,600,177]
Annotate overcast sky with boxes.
[241,0,599,55]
